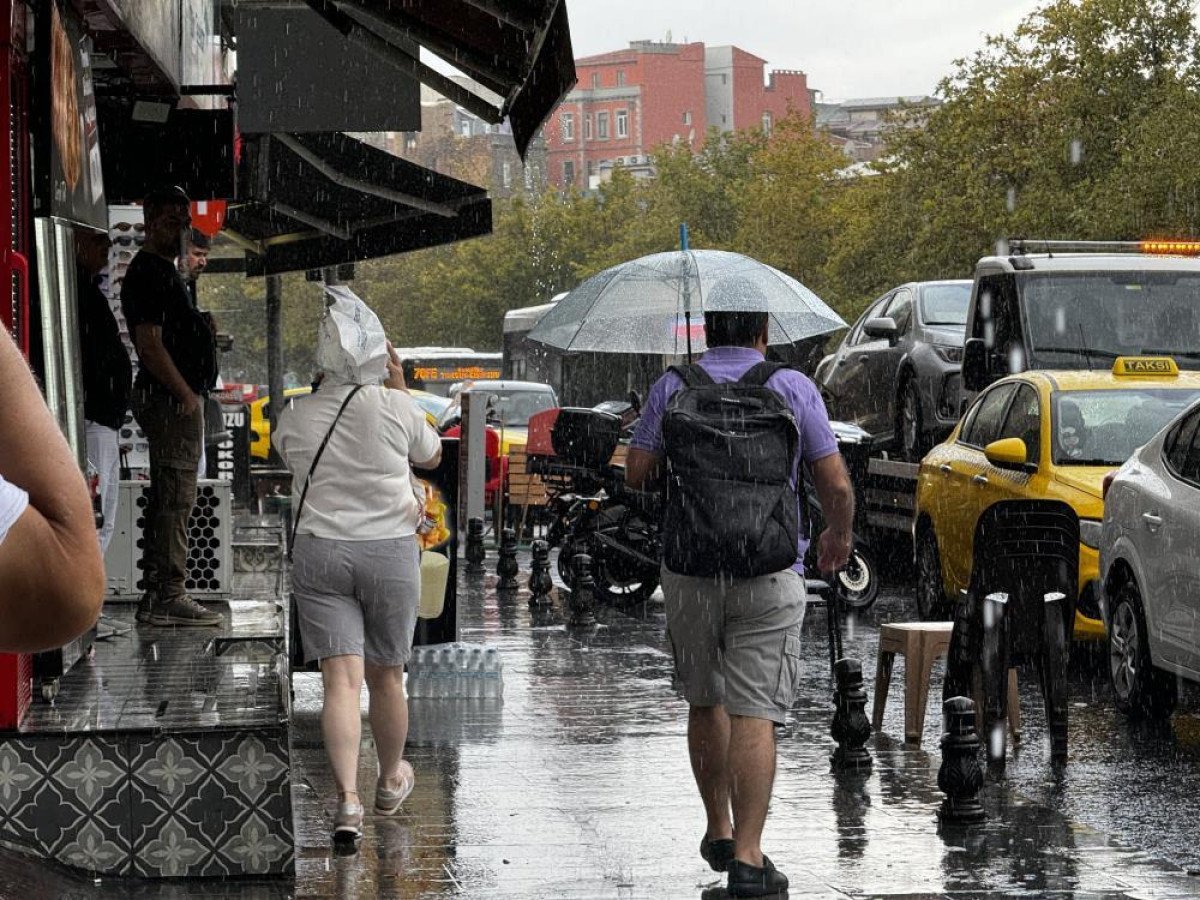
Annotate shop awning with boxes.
[244,0,577,159]
[223,132,492,276]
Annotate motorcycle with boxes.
[802,421,880,611]
[550,480,662,607]
[536,395,663,607]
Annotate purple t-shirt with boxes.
[630,346,839,569]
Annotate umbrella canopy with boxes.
[527,250,847,355]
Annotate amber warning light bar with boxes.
[1139,240,1200,256]
[1009,238,1200,256]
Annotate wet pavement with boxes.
[288,547,1200,899]
[5,542,1200,897]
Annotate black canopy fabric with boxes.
[302,0,577,159]
[225,132,492,276]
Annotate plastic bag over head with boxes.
[316,284,389,386]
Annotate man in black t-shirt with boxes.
[120,186,221,627]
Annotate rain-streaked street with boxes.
[2,548,1200,898]
[285,545,1200,899]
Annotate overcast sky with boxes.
[563,0,1045,100]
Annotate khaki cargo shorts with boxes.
[662,567,806,724]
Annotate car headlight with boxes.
[934,344,964,363]
[1079,518,1103,550]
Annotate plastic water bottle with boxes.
[469,648,484,698]
[438,647,454,699]
[454,646,468,698]
[483,648,502,698]
[407,648,420,698]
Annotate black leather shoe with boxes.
[699,835,735,872]
[727,854,789,897]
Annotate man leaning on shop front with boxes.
[121,186,221,627]
[626,284,855,898]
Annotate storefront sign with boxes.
[46,0,106,229]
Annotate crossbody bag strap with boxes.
[288,384,365,557]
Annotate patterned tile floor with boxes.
[3,547,1200,897]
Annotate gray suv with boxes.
[815,280,971,460]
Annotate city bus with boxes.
[395,347,503,397]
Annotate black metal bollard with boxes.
[1041,591,1070,764]
[465,517,486,573]
[980,592,1010,768]
[496,527,520,591]
[830,659,873,773]
[568,553,598,628]
[937,696,986,825]
[528,540,554,606]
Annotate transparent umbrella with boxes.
[527,249,847,356]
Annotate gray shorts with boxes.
[662,567,806,724]
[291,533,420,667]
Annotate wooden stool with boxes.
[873,622,1021,747]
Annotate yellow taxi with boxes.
[914,357,1200,639]
[249,387,312,460]
[250,386,447,460]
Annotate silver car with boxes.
[1100,396,1200,717]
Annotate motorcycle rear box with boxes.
[550,408,621,468]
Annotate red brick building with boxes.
[545,41,812,189]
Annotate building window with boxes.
[616,70,625,87]
[561,112,574,141]
[591,73,600,89]
[502,161,512,189]
[597,111,609,140]
[762,112,773,135]
[721,73,728,85]
[683,111,692,125]
[563,159,575,185]
[461,119,472,137]
[616,109,628,138]
[584,114,593,140]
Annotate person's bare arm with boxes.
[412,431,442,470]
[0,330,104,650]
[625,448,663,491]
[133,324,198,413]
[811,452,855,575]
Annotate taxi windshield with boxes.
[1021,272,1200,369]
[1052,388,1200,466]
[488,390,557,427]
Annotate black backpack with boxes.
[661,362,800,578]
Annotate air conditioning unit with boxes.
[104,480,233,597]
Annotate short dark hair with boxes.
[188,228,211,250]
[143,185,190,219]
[703,311,769,347]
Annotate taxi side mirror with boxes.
[984,437,1030,471]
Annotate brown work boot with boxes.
[135,592,157,624]
[148,595,223,627]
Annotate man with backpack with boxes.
[626,280,855,898]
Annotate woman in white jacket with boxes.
[275,316,440,844]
